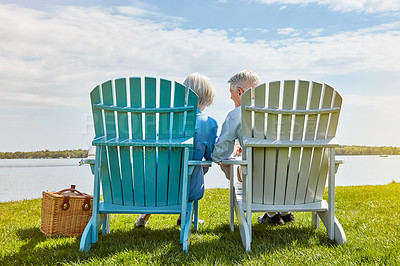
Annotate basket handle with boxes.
[56,185,85,196]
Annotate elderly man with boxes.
[211,70,294,226]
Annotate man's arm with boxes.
[211,107,242,162]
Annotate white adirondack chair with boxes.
[223,80,346,251]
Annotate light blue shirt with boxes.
[211,107,242,163]
[189,108,218,201]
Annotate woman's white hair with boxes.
[228,70,260,91]
[183,73,216,107]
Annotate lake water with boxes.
[1,155,399,202]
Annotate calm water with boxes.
[1,156,399,202]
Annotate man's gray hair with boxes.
[228,70,260,91]
[183,73,216,107]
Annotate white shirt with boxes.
[211,107,243,162]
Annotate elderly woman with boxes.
[135,73,218,227]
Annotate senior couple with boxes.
[135,70,294,227]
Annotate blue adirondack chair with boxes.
[80,77,205,253]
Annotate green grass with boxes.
[1,183,400,265]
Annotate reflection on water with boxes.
[1,156,399,202]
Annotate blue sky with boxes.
[1,0,400,151]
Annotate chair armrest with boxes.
[188,160,212,167]
[335,159,343,174]
[79,157,95,166]
[221,157,248,165]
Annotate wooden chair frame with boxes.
[223,80,347,251]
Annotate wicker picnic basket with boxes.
[41,185,93,236]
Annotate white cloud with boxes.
[1,4,400,100]
[253,0,400,13]
[277,27,296,35]
[280,5,287,10]
[1,3,400,150]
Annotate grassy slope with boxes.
[1,183,399,265]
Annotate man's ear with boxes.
[237,87,244,96]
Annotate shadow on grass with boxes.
[1,221,336,265]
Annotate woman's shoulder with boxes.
[197,112,218,128]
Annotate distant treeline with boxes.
[0,149,88,159]
[335,145,400,155]
[1,146,399,159]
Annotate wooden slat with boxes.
[99,147,113,203]
[296,81,321,204]
[144,77,157,207]
[315,85,341,201]
[285,80,308,205]
[243,137,339,148]
[304,82,323,203]
[92,136,193,147]
[306,83,332,203]
[244,106,340,115]
[263,82,280,204]
[185,89,198,139]
[252,84,266,204]
[327,86,343,138]
[315,148,329,201]
[275,80,294,204]
[102,80,123,205]
[115,78,134,206]
[183,89,199,203]
[90,86,104,138]
[157,79,172,206]
[130,77,145,207]
[316,85,333,140]
[168,82,185,205]
[241,89,252,138]
[93,104,193,113]
[90,87,112,203]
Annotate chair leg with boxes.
[102,214,111,234]
[193,200,199,230]
[234,195,251,252]
[312,212,320,229]
[80,217,94,252]
[229,165,235,232]
[317,211,346,244]
[182,202,194,253]
[80,213,107,252]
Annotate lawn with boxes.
[1,183,399,265]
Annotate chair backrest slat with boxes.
[144,78,157,207]
[116,78,134,206]
[315,85,342,201]
[252,84,266,204]
[285,81,309,204]
[166,83,185,205]
[130,78,145,206]
[102,81,123,205]
[91,86,113,203]
[298,82,322,204]
[263,82,280,204]
[157,79,172,206]
[275,80,295,204]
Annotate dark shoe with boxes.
[258,213,285,225]
[281,212,295,223]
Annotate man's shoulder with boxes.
[226,107,241,120]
